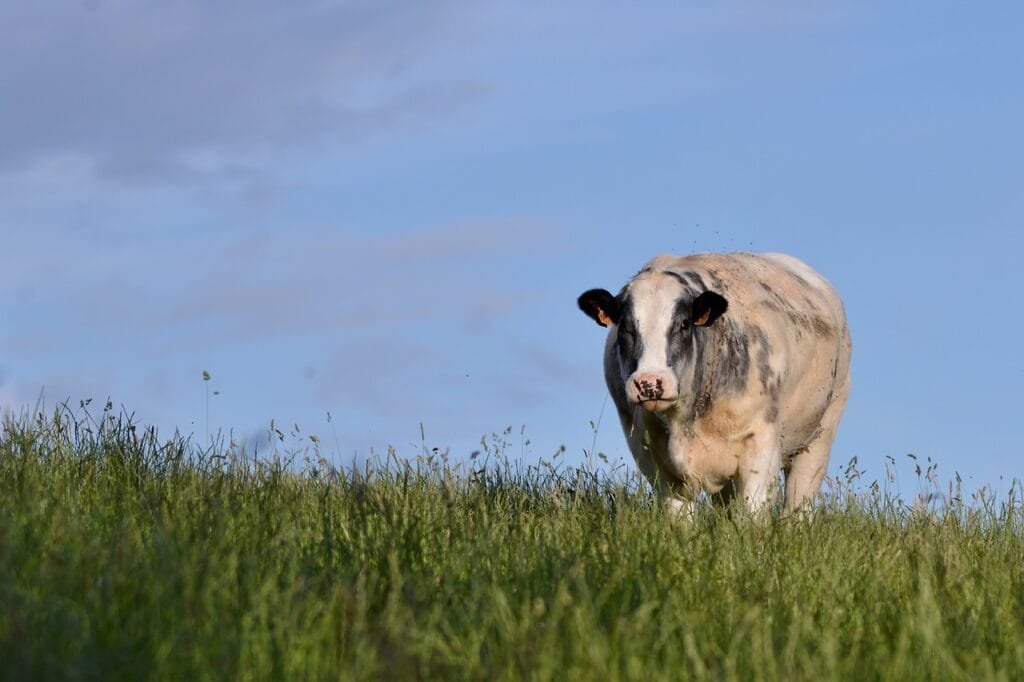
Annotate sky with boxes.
[2,1,1022,496]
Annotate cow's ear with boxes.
[691,291,728,327]
[578,289,620,328]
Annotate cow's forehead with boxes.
[624,270,690,305]
[621,271,693,326]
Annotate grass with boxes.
[1,405,1023,680]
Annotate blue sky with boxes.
[2,1,1022,494]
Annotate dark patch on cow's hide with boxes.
[614,293,642,377]
[762,300,834,338]
[712,318,751,395]
[661,270,703,304]
[685,318,751,419]
[750,326,774,392]
[688,350,709,419]
[750,325,782,422]
[765,378,782,423]
[668,296,697,368]
[825,356,841,403]
[705,269,727,294]
[757,278,829,335]
[810,316,833,338]
[681,270,708,293]
[662,270,691,289]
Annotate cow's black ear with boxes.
[578,289,620,328]
[691,291,728,327]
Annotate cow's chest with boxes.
[663,400,767,493]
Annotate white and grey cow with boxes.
[578,252,851,515]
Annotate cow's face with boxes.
[579,271,728,413]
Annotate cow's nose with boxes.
[633,377,665,401]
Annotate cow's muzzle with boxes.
[635,377,665,401]
[628,372,678,412]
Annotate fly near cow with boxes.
[578,252,851,515]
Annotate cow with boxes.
[577,252,851,515]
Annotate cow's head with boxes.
[578,270,728,413]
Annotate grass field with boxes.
[2,405,1023,680]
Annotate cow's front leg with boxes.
[737,430,783,515]
[663,494,697,522]
[624,413,697,520]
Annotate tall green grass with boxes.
[1,405,1023,680]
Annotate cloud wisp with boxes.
[1,218,556,380]
[0,1,482,189]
